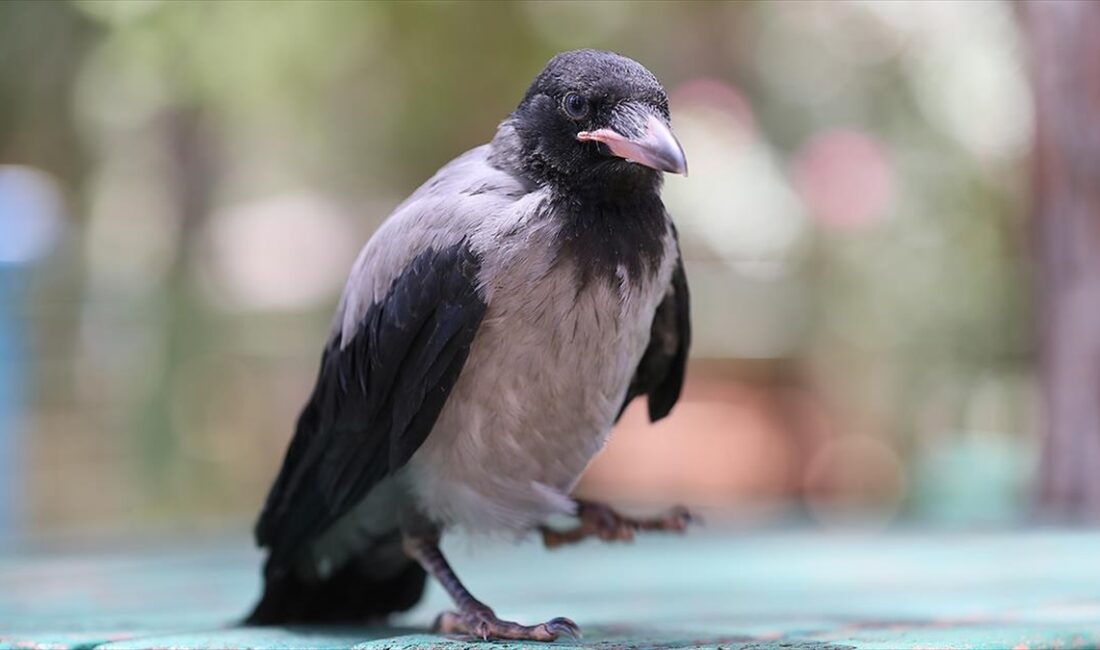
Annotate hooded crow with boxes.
[247,49,692,641]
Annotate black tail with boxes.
[245,557,427,625]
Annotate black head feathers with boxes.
[522,49,670,121]
[503,50,685,194]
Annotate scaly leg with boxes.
[403,535,580,641]
[541,499,695,549]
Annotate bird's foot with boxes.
[541,500,696,548]
[434,606,580,641]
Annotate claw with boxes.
[639,504,695,532]
[545,616,582,640]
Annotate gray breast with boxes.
[404,210,677,535]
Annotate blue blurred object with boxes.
[0,166,64,539]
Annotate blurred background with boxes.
[1,0,1096,543]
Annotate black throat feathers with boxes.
[549,181,669,290]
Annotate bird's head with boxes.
[504,50,687,194]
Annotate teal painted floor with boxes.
[3,529,1100,649]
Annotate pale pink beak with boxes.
[577,113,688,175]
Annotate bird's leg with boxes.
[541,499,695,549]
[403,535,580,641]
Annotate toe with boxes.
[671,505,700,528]
[653,505,694,531]
[546,616,582,640]
[596,526,619,541]
[433,611,466,635]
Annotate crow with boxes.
[247,49,692,641]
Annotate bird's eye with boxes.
[562,93,589,120]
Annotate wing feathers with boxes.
[644,258,690,420]
[618,237,691,422]
[255,241,486,574]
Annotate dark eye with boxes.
[562,92,589,119]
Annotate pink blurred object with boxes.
[791,129,895,231]
[671,78,755,134]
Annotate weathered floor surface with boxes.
[2,529,1099,650]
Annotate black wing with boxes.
[255,242,487,576]
[618,245,691,422]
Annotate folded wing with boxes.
[619,231,691,422]
[255,241,487,576]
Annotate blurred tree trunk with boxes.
[135,106,217,492]
[1026,1,1100,521]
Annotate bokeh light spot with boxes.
[804,434,907,528]
[791,129,895,231]
[0,166,65,266]
[199,192,361,311]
